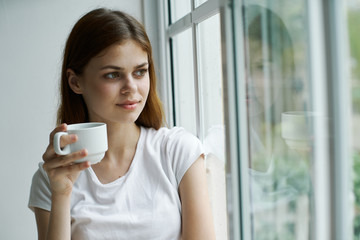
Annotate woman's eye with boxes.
[133,69,148,78]
[104,72,120,79]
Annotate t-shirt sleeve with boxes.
[164,127,204,186]
[28,162,52,212]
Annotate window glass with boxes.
[195,0,208,8]
[169,0,192,23]
[348,1,360,238]
[171,29,197,135]
[242,2,316,238]
[198,13,228,238]
[198,13,224,145]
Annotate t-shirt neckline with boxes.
[87,126,145,186]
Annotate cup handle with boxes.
[53,132,71,155]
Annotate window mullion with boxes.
[191,20,204,140]
[158,0,175,126]
[221,0,251,239]
[192,0,219,24]
[323,0,352,239]
[307,0,331,238]
[167,13,192,38]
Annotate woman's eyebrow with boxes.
[135,62,149,68]
[99,62,148,70]
[99,65,122,70]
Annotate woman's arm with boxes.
[34,124,90,240]
[179,155,216,240]
[34,193,72,240]
[47,194,72,240]
[34,208,50,240]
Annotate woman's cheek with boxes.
[95,82,118,96]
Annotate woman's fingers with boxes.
[44,160,90,188]
[49,123,67,143]
[43,135,78,161]
[43,124,68,161]
[41,124,90,195]
[43,149,88,171]
[59,134,78,149]
[43,124,78,161]
[49,123,78,148]
[57,161,90,177]
[50,123,78,149]
[42,145,55,162]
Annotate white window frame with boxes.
[155,1,249,239]
[145,0,254,239]
[144,0,353,239]
[159,0,221,139]
[321,0,352,239]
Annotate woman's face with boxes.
[247,39,282,117]
[77,40,150,124]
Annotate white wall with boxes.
[0,0,143,238]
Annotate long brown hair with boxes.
[57,8,165,129]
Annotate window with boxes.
[171,29,197,135]
[195,0,208,8]
[169,0,191,23]
[157,0,357,239]
[228,0,353,239]
[242,3,313,239]
[160,0,228,239]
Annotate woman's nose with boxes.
[120,75,137,94]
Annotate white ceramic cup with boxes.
[281,111,316,151]
[281,111,329,152]
[53,122,108,165]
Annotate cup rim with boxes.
[282,111,319,116]
[67,122,106,131]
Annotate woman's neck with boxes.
[90,122,141,183]
[104,122,140,160]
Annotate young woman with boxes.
[28,8,215,240]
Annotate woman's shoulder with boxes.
[142,126,196,144]
[143,126,201,154]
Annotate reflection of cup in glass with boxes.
[281,111,319,151]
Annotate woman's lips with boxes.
[116,101,139,110]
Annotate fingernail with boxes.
[71,135,77,141]
[81,149,87,155]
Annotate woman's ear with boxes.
[67,69,83,94]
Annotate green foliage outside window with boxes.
[348,9,360,113]
[348,8,360,240]
[353,153,360,239]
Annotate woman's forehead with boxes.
[90,41,148,68]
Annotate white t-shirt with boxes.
[28,126,203,240]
